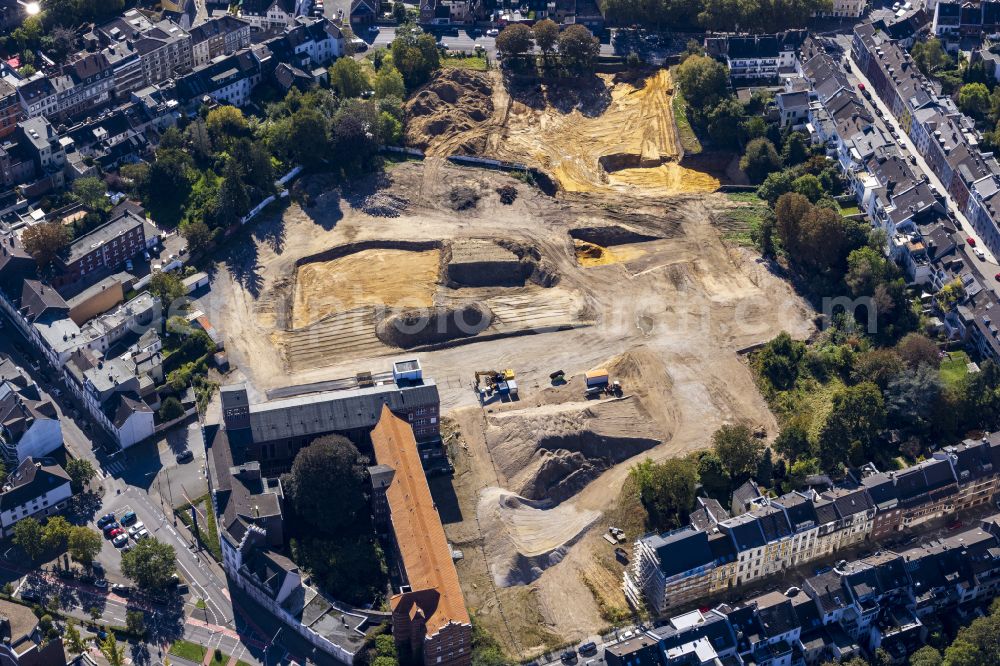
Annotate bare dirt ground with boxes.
[198,156,813,655]
[409,68,721,197]
[291,248,441,328]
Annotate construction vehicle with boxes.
[474,369,517,398]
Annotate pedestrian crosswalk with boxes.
[103,459,127,476]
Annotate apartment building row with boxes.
[4,9,342,130]
[612,515,1000,666]
[625,434,1000,614]
[774,38,1000,362]
[931,0,1000,37]
[852,21,1000,259]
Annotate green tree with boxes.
[886,364,944,435]
[13,518,44,560]
[741,138,782,183]
[205,105,248,142]
[159,397,185,422]
[818,381,886,470]
[42,516,72,552]
[773,422,814,459]
[707,98,744,149]
[756,331,805,390]
[100,633,125,666]
[72,176,110,213]
[496,23,534,60]
[791,174,823,202]
[284,435,368,533]
[783,457,820,492]
[180,219,216,255]
[674,54,729,109]
[330,57,371,98]
[757,170,795,206]
[712,423,764,482]
[958,83,991,120]
[558,25,600,71]
[149,271,186,305]
[910,646,942,666]
[850,348,905,389]
[697,451,731,500]
[217,158,251,227]
[782,131,810,166]
[68,527,102,564]
[21,222,71,268]
[630,457,699,530]
[896,332,940,369]
[288,107,331,170]
[64,620,87,655]
[390,25,440,90]
[126,610,146,637]
[533,19,559,61]
[373,65,406,100]
[845,246,892,297]
[912,38,949,74]
[121,538,177,589]
[65,458,96,492]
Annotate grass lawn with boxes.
[441,55,488,71]
[669,76,702,155]
[840,204,861,216]
[169,640,206,663]
[940,350,971,387]
[721,193,770,246]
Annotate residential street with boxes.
[838,33,1000,281]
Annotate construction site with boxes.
[199,66,816,660]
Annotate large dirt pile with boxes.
[478,488,601,587]
[376,302,493,348]
[406,69,494,154]
[485,398,661,505]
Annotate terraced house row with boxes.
[613,515,1000,666]
[625,434,1000,614]
[852,20,1000,257]
[775,38,1000,362]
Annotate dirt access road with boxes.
[199,158,814,654]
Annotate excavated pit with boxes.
[376,303,494,348]
[569,225,662,247]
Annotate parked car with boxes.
[93,562,104,576]
[975,248,986,260]
[176,450,194,464]
[486,28,499,36]
[994,272,1000,281]
[109,527,124,538]
[121,511,137,525]
[560,651,577,663]
[967,236,977,247]
[94,579,108,589]
[134,528,149,540]
[857,82,865,90]
[578,642,597,655]
[112,534,128,548]
[127,522,145,537]
[111,584,131,595]
[20,590,40,603]
[97,514,116,528]
[102,523,119,537]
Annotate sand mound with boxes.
[485,398,660,504]
[405,69,494,153]
[573,240,647,267]
[376,303,493,348]
[478,487,600,587]
[488,69,720,196]
[292,247,440,329]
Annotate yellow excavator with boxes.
[474,369,517,397]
